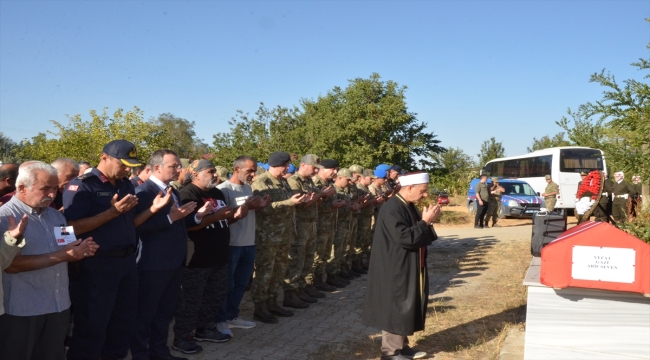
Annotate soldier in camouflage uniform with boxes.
[286,154,329,303]
[312,160,346,290]
[542,175,559,212]
[342,165,363,278]
[327,169,360,284]
[352,167,377,273]
[487,177,505,227]
[250,152,305,323]
[215,166,229,185]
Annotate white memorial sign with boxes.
[571,246,636,283]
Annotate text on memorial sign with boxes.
[571,246,636,284]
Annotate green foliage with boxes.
[477,137,505,166]
[211,73,445,170]
[430,147,477,195]
[619,210,650,244]
[527,132,572,152]
[151,113,209,159]
[16,107,202,164]
[0,132,21,163]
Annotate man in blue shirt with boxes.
[64,140,169,360]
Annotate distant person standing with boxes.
[542,175,559,212]
[486,177,505,227]
[594,171,613,223]
[474,175,489,229]
[631,175,642,219]
[611,171,636,224]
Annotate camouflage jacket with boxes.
[288,173,318,220]
[251,172,296,246]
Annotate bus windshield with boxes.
[559,149,604,173]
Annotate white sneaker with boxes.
[227,317,256,329]
[216,322,233,337]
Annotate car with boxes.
[436,190,450,206]
[466,178,544,218]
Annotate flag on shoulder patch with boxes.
[68,185,79,191]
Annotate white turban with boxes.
[399,172,430,186]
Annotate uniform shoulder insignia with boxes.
[77,172,97,181]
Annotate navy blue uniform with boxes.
[63,168,139,360]
[130,178,188,360]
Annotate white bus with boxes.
[481,147,606,210]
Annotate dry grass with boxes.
[309,239,531,360]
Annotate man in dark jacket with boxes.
[362,172,441,360]
[131,150,198,360]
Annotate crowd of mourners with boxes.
[0,139,408,360]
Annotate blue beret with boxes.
[374,169,387,178]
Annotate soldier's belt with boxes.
[615,194,629,199]
[601,192,609,197]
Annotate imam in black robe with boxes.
[362,193,436,335]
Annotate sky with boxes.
[1,0,648,164]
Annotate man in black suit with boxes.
[130,150,204,360]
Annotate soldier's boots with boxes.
[336,273,352,285]
[352,260,368,275]
[253,301,279,324]
[303,284,326,298]
[295,288,318,303]
[338,269,355,280]
[361,256,370,271]
[314,275,338,292]
[282,290,310,309]
[267,297,294,317]
[326,273,347,288]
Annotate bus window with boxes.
[560,149,604,172]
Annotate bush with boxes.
[619,209,650,244]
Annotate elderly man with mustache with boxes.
[0,161,99,360]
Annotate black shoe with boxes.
[172,335,203,354]
[314,280,337,292]
[474,225,482,229]
[347,268,362,278]
[267,298,294,317]
[337,273,352,284]
[150,355,189,360]
[400,346,427,359]
[253,301,279,324]
[326,274,346,288]
[351,262,368,275]
[194,326,232,343]
[295,288,318,303]
[381,354,409,360]
[283,290,310,308]
[304,284,326,298]
[338,271,354,280]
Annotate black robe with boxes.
[362,194,436,335]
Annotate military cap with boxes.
[491,177,499,182]
[337,168,353,180]
[349,164,364,174]
[215,166,229,179]
[321,159,339,169]
[544,174,551,180]
[389,164,402,172]
[262,163,269,170]
[102,140,142,167]
[180,158,190,168]
[268,152,291,167]
[579,171,588,176]
[287,164,296,173]
[374,169,387,178]
[300,154,323,168]
[363,169,376,178]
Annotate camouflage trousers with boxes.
[327,216,351,274]
[487,198,501,225]
[545,197,557,212]
[251,243,290,303]
[284,218,318,291]
[355,215,373,261]
[313,213,337,276]
[173,266,228,338]
[343,214,359,267]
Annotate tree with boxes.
[17,107,177,164]
[557,26,649,208]
[212,74,445,170]
[477,137,505,166]
[430,147,477,195]
[151,113,209,159]
[0,132,21,163]
[527,132,572,152]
